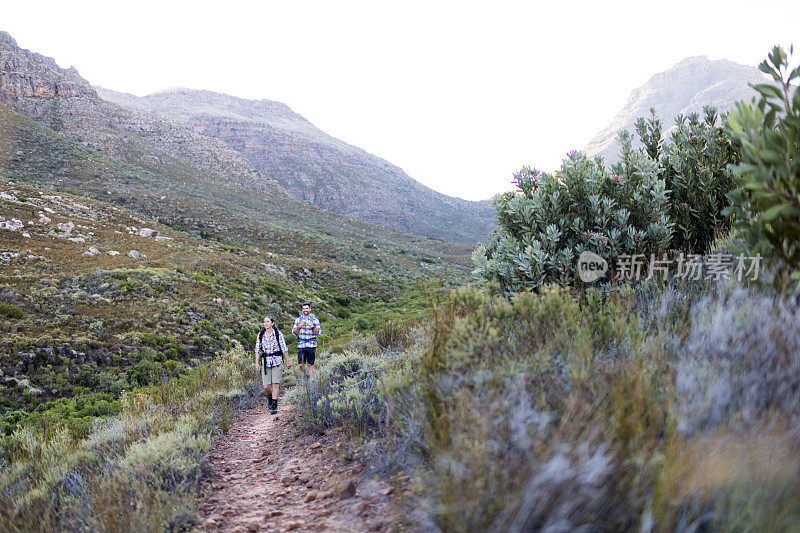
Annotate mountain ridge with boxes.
[583,55,766,162]
[0,30,475,268]
[1,29,493,243]
[96,86,495,242]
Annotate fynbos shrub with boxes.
[473,143,672,294]
[636,106,739,254]
[726,45,800,293]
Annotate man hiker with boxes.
[292,303,321,378]
[255,315,290,414]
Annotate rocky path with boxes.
[197,400,398,532]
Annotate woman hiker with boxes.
[255,315,290,414]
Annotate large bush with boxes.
[725,45,800,293]
[473,141,672,293]
[636,106,740,253]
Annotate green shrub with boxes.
[0,302,24,319]
[375,320,411,349]
[290,350,388,434]
[473,144,672,294]
[334,306,351,319]
[128,359,165,387]
[636,106,739,253]
[726,45,800,293]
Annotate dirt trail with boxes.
[197,399,397,532]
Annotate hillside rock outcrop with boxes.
[0,31,97,101]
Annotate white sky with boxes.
[3,1,799,200]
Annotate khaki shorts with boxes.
[262,363,283,386]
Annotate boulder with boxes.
[128,250,139,258]
[57,221,75,233]
[338,479,357,499]
[1,218,24,231]
[138,228,157,238]
[14,361,27,375]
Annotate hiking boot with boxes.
[270,398,278,414]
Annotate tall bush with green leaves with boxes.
[473,142,672,294]
[725,45,800,293]
[635,106,740,253]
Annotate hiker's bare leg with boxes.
[308,364,314,377]
[263,385,271,395]
[272,383,280,398]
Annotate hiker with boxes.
[255,315,290,414]
[292,303,321,378]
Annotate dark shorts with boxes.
[298,347,316,365]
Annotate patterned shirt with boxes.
[293,314,321,348]
[255,328,288,368]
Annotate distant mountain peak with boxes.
[584,56,765,163]
[1,29,493,242]
[675,55,710,64]
[148,86,196,96]
[0,30,19,49]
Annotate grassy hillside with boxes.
[0,174,465,437]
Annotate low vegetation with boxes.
[0,347,257,531]
[295,276,800,531]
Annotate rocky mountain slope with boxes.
[96,87,495,242]
[583,56,765,162]
[0,31,474,266]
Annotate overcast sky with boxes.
[3,1,799,200]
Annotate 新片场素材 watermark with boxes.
[576,252,762,283]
